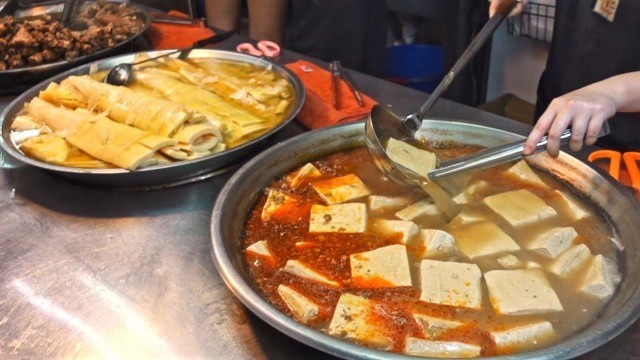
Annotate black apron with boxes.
[536,0,640,151]
[285,0,388,77]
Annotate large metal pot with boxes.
[210,120,640,359]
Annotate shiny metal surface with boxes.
[0,1,150,94]
[212,121,640,359]
[104,30,237,86]
[2,36,640,359]
[0,49,305,187]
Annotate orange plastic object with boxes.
[588,150,622,180]
[623,152,640,192]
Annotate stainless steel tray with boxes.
[0,49,305,187]
[0,0,151,95]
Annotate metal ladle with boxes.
[104,29,235,86]
[365,0,603,186]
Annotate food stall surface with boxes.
[0,36,637,359]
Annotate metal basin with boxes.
[211,120,640,359]
[0,49,305,187]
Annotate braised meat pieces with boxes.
[0,1,144,70]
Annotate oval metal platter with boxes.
[0,49,305,187]
[0,1,151,95]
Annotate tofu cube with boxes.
[311,174,371,205]
[309,203,367,233]
[285,163,323,189]
[404,337,481,358]
[579,254,616,300]
[548,244,593,279]
[550,190,591,221]
[505,160,546,187]
[283,260,340,287]
[350,244,413,287]
[450,222,520,260]
[246,240,272,257]
[415,229,459,259]
[278,284,319,324]
[451,179,491,205]
[262,190,296,221]
[483,189,558,228]
[450,209,487,226]
[496,254,524,270]
[413,314,464,338]
[370,219,419,244]
[386,137,437,179]
[396,199,444,221]
[526,227,577,259]
[419,260,483,309]
[368,195,412,215]
[328,293,392,349]
[484,269,563,315]
[490,321,555,352]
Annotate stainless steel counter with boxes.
[1,37,637,359]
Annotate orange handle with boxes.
[588,150,622,180]
[623,152,640,193]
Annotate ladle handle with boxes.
[404,0,519,133]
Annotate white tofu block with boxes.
[550,190,591,222]
[527,227,577,259]
[368,195,412,215]
[451,222,520,260]
[246,240,272,257]
[497,254,523,270]
[285,163,323,189]
[484,269,563,315]
[450,209,486,226]
[483,189,558,228]
[404,337,481,358]
[311,174,371,205]
[350,244,412,287]
[283,260,340,287]
[506,160,546,187]
[371,219,419,244]
[328,293,392,349]
[580,254,615,300]
[415,229,459,259]
[421,181,460,221]
[413,314,464,338]
[548,244,593,279]
[490,321,555,352]
[525,261,542,269]
[277,285,319,324]
[451,180,491,205]
[309,203,367,233]
[419,260,483,309]
[261,190,294,221]
[386,137,437,179]
[396,199,443,221]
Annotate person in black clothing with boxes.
[490,0,640,156]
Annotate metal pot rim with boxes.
[211,121,640,360]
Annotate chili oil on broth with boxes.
[242,146,620,357]
[9,56,295,171]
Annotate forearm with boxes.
[588,71,640,113]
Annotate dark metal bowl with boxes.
[211,120,640,359]
[0,49,305,187]
[0,1,151,95]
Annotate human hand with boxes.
[524,87,617,157]
[489,0,527,18]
